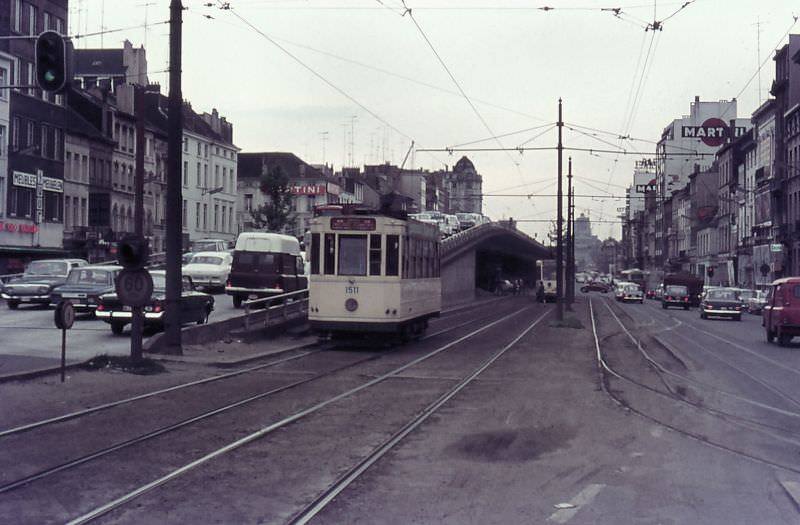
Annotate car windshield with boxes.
[192,241,222,251]
[666,285,688,295]
[707,289,737,301]
[737,290,755,300]
[151,273,167,291]
[623,285,639,292]
[189,256,224,265]
[26,261,69,276]
[66,269,113,285]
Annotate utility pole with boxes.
[131,85,146,361]
[164,0,184,355]
[566,156,574,309]
[556,99,564,322]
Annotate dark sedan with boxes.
[1,259,88,309]
[580,281,609,293]
[96,271,214,335]
[662,285,691,310]
[50,265,123,315]
[700,288,743,321]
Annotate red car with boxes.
[763,277,800,346]
[580,281,609,293]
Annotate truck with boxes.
[662,272,704,307]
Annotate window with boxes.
[27,4,36,35]
[244,194,253,211]
[13,0,21,32]
[204,144,208,157]
[0,175,5,217]
[26,120,34,148]
[311,233,320,274]
[215,165,220,187]
[204,164,208,188]
[369,234,382,276]
[195,202,200,228]
[80,197,86,226]
[386,235,399,276]
[214,204,218,231]
[338,235,367,276]
[183,161,188,186]
[203,203,207,229]
[43,11,50,30]
[12,117,19,149]
[182,199,187,225]
[44,191,62,222]
[324,234,335,275]
[183,138,188,152]
[40,125,48,158]
[197,142,201,155]
[64,196,70,227]
[196,162,201,186]
[9,187,33,218]
[0,67,7,99]
[221,205,226,232]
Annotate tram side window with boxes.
[402,236,409,278]
[415,238,422,278]
[369,234,382,276]
[338,234,367,276]
[310,233,320,275]
[386,235,399,276]
[434,242,440,277]
[324,234,335,275]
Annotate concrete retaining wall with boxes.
[441,248,476,307]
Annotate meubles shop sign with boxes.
[681,118,747,147]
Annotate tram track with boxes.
[0,296,511,440]
[1,300,542,523]
[590,297,800,475]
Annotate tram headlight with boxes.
[345,298,358,312]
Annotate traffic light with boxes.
[35,31,71,93]
[117,235,149,269]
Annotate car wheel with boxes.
[111,322,126,335]
[233,295,243,308]
[662,303,667,309]
[7,300,19,310]
[580,287,588,293]
[779,330,792,346]
[700,312,706,319]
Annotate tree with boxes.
[250,164,294,232]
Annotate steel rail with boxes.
[0,297,515,439]
[65,305,532,525]
[604,300,800,420]
[0,354,382,495]
[589,298,800,476]
[288,308,551,525]
[1,302,528,497]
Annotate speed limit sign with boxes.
[115,269,154,307]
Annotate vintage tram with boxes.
[308,205,441,339]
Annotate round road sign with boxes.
[54,300,75,330]
[115,268,154,307]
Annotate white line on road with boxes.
[548,483,605,523]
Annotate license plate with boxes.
[20,298,30,302]
[62,293,84,299]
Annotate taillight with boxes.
[154,303,163,313]
[97,304,105,311]
[683,297,688,302]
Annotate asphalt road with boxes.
[0,291,244,374]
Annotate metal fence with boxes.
[242,289,309,331]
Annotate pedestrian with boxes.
[536,281,545,303]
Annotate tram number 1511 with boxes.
[345,286,359,294]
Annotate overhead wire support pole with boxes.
[164,0,184,355]
[132,85,146,362]
[566,156,574,309]
[556,99,564,322]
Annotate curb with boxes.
[0,361,85,384]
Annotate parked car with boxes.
[182,251,233,292]
[1,259,88,309]
[763,278,800,345]
[190,238,229,253]
[50,265,123,315]
[580,281,609,293]
[618,283,644,304]
[226,232,308,308]
[699,287,743,321]
[661,284,691,310]
[747,290,768,314]
[96,271,214,335]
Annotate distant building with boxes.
[574,213,600,271]
[444,156,482,214]
[73,40,149,93]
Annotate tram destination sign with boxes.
[331,217,376,231]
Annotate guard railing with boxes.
[242,289,309,331]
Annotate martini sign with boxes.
[681,118,747,147]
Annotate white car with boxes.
[182,251,233,292]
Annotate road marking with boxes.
[780,480,800,511]
[548,483,605,523]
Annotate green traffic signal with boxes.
[35,31,70,93]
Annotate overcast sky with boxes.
[69,0,799,241]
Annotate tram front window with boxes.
[338,235,367,276]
